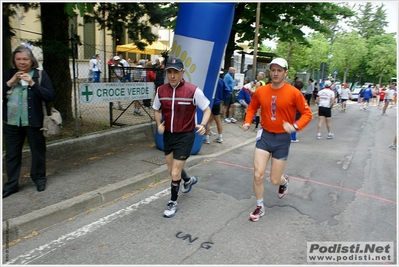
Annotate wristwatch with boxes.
[293,124,299,131]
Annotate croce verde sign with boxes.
[79,82,155,104]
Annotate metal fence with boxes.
[10,40,165,141]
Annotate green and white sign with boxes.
[79,82,154,104]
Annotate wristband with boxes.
[293,124,299,131]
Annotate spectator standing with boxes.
[88,55,96,82]
[153,58,211,218]
[237,77,254,108]
[319,79,325,90]
[3,45,55,198]
[132,59,146,116]
[252,72,266,131]
[118,54,131,82]
[110,56,125,110]
[241,58,312,222]
[315,80,335,139]
[372,85,380,106]
[107,55,114,66]
[222,67,237,123]
[358,87,365,104]
[382,85,395,116]
[304,78,314,105]
[291,76,299,86]
[153,58,165,91]
[92,54,102,82]
[332,82,340,103]
[339,83,351,112]
[378,87,386,109]
[391,83,397,106]
[244,64,253,80]
[143,61,156,108]
[291,80,304,142]
[360,84,373,110]
[312,81,319,103]
[203,73,230,144]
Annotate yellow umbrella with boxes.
[116,40,169,55]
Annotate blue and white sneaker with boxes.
[181,176,198,194]
[164,201,178,218]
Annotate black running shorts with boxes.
[211,102,221,116]
[318,106,332,117]
[164,131,195,160]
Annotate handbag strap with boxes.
[39,69,47,116]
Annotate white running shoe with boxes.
[278,175,289,199]
[164,201,178,218]
[327,133,334,139]
[229,117,237,123]
[214,137,223,143]
[317,133,322,140]
[223,118,231,123]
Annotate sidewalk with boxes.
[2,104,319,244]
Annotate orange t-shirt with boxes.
[244,83,313,133]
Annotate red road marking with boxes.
[216,161,396,205]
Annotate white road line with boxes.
[5,188,169,265]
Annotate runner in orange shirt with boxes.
[242,58,312,222]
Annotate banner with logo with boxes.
[155,3,235,154]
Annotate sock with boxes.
[171,180,181,202]
[181,169,190,183]
[218,134,222,139]
[204,134,209,140]
[257,199,264,209]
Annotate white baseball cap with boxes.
[324,80,332,87]
[269,58,289,69]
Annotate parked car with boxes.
[362,82,374,88]
[350,88,362,101]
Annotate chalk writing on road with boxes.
[176,231,214,249]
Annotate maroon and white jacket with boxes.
[153,79,210,133]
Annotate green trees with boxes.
[224,2,354,70]
[269,2,396,85]
[366,34,397,85]
[331,32,367,84]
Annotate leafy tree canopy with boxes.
[349,2,389,39]
[66,3,176,50]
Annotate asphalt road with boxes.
[3,101,397,265]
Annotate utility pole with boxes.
[252,2,261,80]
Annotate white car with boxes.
[350,88,362,101]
